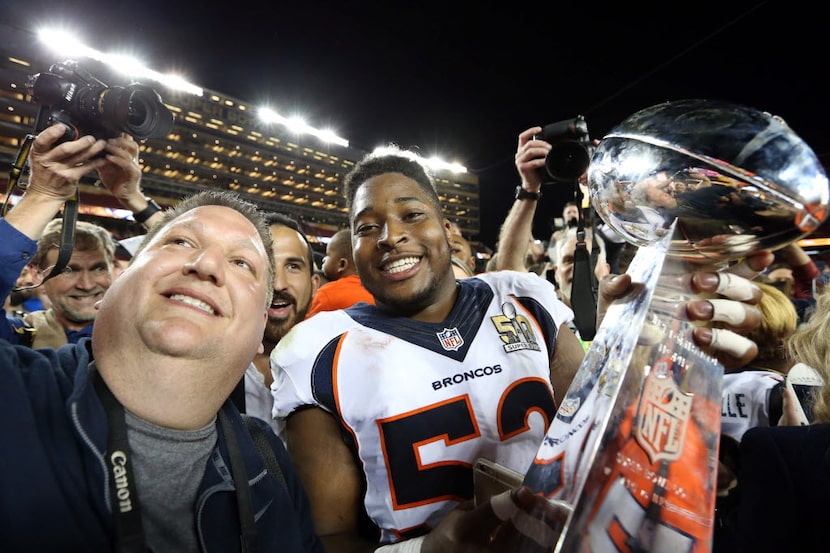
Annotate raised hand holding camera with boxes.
[3,59,170,270]
[534,115,593,185]
[27,60,174,146]
[2,124,105,242]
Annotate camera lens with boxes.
[120,85,174,138]
[72,84,122,139]
[544,141,591,182]
[95,85,172,139]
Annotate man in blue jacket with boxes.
[0,124,322,552]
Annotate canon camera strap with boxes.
[90,366,259,553]
[91,365,148,553]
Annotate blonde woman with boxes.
[734,284,830,552]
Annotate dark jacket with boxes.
[736,423,830,553]
[0,337,322,553]
[0,218,37,346]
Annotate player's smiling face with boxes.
[351,173,456,317]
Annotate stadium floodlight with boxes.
[314,129,349,147]
[284,116,313,136]
[37,26,203,96]
[370,146,467,175]
[257,107,286,125]
[36,28,95,59]
[256,108,348,146]
[426,155,467,174]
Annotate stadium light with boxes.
[256,108,349,147]
[37,27,203,96]
[34,27,461,164]
[426,155,467,174]
[371,146,467,175]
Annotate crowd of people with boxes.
[2,114,829,553]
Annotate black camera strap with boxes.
[90,366,259,553]
[3,134,35,214]
[91,366,148,553]
[5,113,78,292]
[43,195,79,283]
[570,182,597,341]
[218,408,259,553]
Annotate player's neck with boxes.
[409,279,460,323]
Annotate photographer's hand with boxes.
[5,125,106,239]
[97,134,144,207]
[494,127,550,272]
[97,134,164,228]
[515,126,549,191]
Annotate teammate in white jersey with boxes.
[271,145,770,552]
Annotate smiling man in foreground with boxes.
[0,125,322,552]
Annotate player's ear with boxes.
[442,218,454,241]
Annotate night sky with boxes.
[5,0,826,248]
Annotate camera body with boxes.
[535,115,593,183]
[27,60,174,145]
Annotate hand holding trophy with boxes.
[510,99,829,553]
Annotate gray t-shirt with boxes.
[125,411,217,553]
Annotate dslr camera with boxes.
[26,60,175,145]
[534,115,593,183]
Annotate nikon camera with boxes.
[27,60,175,145]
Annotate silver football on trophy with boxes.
[588,99,829,262]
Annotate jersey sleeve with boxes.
[270,310,353,419]
[720,370,784,442]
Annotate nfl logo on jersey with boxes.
[437,328,464,351]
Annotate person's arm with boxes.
[495,127,549,272]
[285,407,377,553]
[4,125,108,239]
[3,126,107,296]
[0,222,39,344]
[777,243,820,299]
[549,322,586,403]
[96,134,165,229]
[0,126,109,340]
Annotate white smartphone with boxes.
[473,458,523,506]
[784,375,810,425]
[786,363,824,423]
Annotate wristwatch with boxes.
[515,186,541,201]
[133,197,162,225]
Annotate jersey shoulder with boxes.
[473,271,573,322]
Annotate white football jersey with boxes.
[271,271,573,542]
[720,370,784,442]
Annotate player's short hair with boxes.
[343,147,441,216]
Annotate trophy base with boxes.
[520,225,723,553]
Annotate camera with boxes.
[535,115,593,183]
[27,60,175,145]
